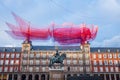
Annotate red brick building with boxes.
[0,40,120,80]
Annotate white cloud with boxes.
[92,35,120,47]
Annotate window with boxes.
[110,67,114,72]
[85,60,89,65]
[23,54,27,58]
[23,66,27,71]
[48,53,52,58]
[103,54,107,58]
[29,60,34,65]
[15,60,19,64]
[0,60,3,65]
[109,60,113,65]
[67,54,71,58]
[16,54,20,58]
[114,60,118,65]
[11,54,15,58]
[93,60,97,65]
[105,67,109,72]
[29,54,34,58]
[98,49,100,53]
[0,67,2,72]
[100,67,103,72]
[36,67,39,72]
[23,60,27,65]
[79,54,82,59]
[73,60,77,64]
[1,53,4,58]
[98,54,102,58]
[113,54,117,58]
[36,60,40,65]
[42,60,46,65]
[10,60,14,65]
[108,54,112,58]
[6,54,10,58]
[29,67,33,72]
[115,67,118,72]
[94,67,98,72]
[42,53,46,58]
[93,54,96,59]
[42,67,46,72]
[4,67,8,72]
[79,60,83,65]
[86,67,90,72]
[10,67,13,72]
[85,54,89,59]
[67,60,71,64]
[5,60,9,65]
[80,67,83,72]
[104,60,108,65]
[73,67,77,71]
[73,54,77,58]
[36,54,40,58]
[118,54,120,58]
[99,60,103,65]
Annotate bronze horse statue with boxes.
[49,50,66,67]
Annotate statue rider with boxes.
[55,49,60,59]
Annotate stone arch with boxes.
[21,74,26,80]
[8,74,12,80]
[73,74,77,77]
[47,74,49,80]
[34,74,39,80]
[41,74,45,80]
[14,74,18,80]
[28,74,32,80]
[67,74,71,78]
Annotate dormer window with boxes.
[12,48,16,52]
[108,49,110,52]
[3,48,6,52]
[98,49,100,53]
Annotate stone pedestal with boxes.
[49,68,64,80]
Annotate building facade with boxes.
[0,40,120,80]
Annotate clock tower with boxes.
[80,41,91,75]
[22,40,32,52]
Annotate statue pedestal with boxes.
[49,68,64,80]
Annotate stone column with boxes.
[18,74,21,80]
[109,74,111,80]
[12,74,14,80]
[32,74,34,80]
[26,74,28,80]
[39,74,41,80]
[65,75,67,80]
[114,74,117,80]
[104,74,106,80]
[45,74,47,80]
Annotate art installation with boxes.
[6,12,98,45]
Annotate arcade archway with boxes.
[28,74,32,80]
[41,74,45,80]
[34,74,39,80]
[21,74,26,80]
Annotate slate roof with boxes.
[0,46,119,53]
[0,47,21,52]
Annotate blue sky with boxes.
[0,0,120,47]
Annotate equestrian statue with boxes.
[49,49,66,68]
